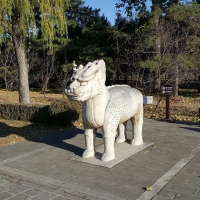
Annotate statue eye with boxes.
[81,82,88,86]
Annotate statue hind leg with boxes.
[116,121,127,143]
[130,107,143,145]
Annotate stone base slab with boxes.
[69,141,154,168]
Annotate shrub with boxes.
[0,103,49,123]
[0,100,82,126]
[48,99,80,126]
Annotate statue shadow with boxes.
[0,121,102,156]
[30,128,103,156]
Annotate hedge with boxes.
[0,99,81,126]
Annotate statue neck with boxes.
[82,86,110,128]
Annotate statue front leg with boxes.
[101,123,117,162]
[82,124,96,158]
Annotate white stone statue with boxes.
[65,60,143,161]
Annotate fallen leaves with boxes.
[144,95,200,123]
[146,187,152,191]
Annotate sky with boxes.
[84,0,118,25]
[84,0,152,26]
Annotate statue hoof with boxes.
[131,139,143,145]
[82,149,95,158]
[116,137,126,143]
[101,152,115,162]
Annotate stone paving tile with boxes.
[23,188,43,197]
[182,164,200,175]
[7,184,32,194]
[31,191,58,200]
[53,189,89,200]
[115,182,145,193]
[120,190,141,200]
[152,195,172,200]
[47,172,75,181]
[92,182,125,197]
[141,161,170,171]
[158,188,177,198]
[144,168,165,180]
[0,183,16,193]
[88,173,123,185]
[175,172,200,182]
[52,197,69,200]
[65,169,94,179]
[193,171,200,177]
[7,193,31,200]
[0,179,9,186]
[0,191,14,199]
[20,180,62,196]
[134,177,155,188]
[111,173,141,185]
[129,166,152,178]
[69,177,98,188]
[109,162,131,173]
[81,194,104,200]
[0,119,200,200]
[165,182,199,196]
[166,176,188,186]
[173,192,200,200]
[183,179,200,189]
[196,190,200,196]
[123,157,146,167]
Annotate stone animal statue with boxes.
[65,60,143,161]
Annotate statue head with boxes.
[65,60,106,102]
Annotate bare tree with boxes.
[0,48,18,96]
[31,50,59,98]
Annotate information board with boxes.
[161,85,173,96]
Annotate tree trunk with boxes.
[155,18,161,92]
[12,7,30,104]
[174,66,179,96]
[155,67,161,91]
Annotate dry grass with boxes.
[0,88,64,104]
[0,88,199,147]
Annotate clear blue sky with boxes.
[84,0,118,25]
[84,0,152,26]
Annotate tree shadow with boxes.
[0,121,103,156]
[174,120,199,126]
[179,126,200,133]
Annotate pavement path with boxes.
[0,118,200,200]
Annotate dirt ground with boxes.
[0,89,199,147]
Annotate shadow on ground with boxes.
[0,121,103,156]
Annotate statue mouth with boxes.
[65,89,84,101]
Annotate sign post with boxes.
[161,85,173,120]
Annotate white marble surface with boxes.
[70,141,153,168]
[65,60,144,162]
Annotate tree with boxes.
[31,50,59,98]
[0,0,69,103]
[0,45,18,94]
[167,2,200,95]
[64,1,115,73]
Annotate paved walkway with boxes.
[0,118,200,200]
